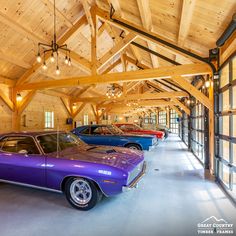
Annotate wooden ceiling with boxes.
[0,0,235,112]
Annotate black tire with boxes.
[64,177,101,211]
[125,143,142,150]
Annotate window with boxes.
[84,114,89,125]
[158,111,167,126]
[0,136,39,154]
[45,111,54,129]
[170,110,179,134]
[216,54,236,200]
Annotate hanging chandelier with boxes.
[106,84,123,99]
[36,0,71,75]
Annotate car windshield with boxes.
[107,125,124,135]
[37,132,86,153]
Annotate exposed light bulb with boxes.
[205,80,210,88]
[16,93,22,102]
[68,58,71,66]
[37,53,41,63]
[42,62,47,70]
[56,66,60,75]
[65,56,69,65]
[50,53,55,63]
[187,99,191,105]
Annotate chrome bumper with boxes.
[122,161,147,192]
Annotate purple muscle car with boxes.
[0,131,146,210]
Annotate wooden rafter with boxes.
[0,89,14,111]
[0,77,15,87]
[16,15,87,86]
[72,103,87,119]
[60,97,72,116]
[18,91,36,114]
[137,0,159,68]
[101,58,121,74]
[96,7,201,62]
[171,98,190,115]
[178,0,196,46]
[72,91,188,103]
[97,32,137,70]
[172,76,213,111]
[17,63,211,91]
[81,1,95,36]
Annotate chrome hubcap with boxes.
[70,179,92,205]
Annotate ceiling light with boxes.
[36,53,41,63]
[16,93,22,102]
[205,80,211,88]
[42,62,47,70]
[36,0,71,74]
[56,66,60,75]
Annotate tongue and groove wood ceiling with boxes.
[0,0,235,103]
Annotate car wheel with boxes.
[125,144,142,150]
[65,177,101,211]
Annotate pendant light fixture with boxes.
[36,0,71,74]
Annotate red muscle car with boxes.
[115,123,165,140]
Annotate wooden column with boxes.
[166,108,170,128]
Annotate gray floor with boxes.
[0,135,236,236]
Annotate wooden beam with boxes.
[169,105,182,117]
[178,0,196,46]
[0,76,15,87]
[91,6,97,75]
[16,15,87,86]
[0,89,14,111]
[72,103,87,119]
[72,85,94,98]
[101,58,121,74]
[172,76,213,111]
[67,51,91,74]
[18,63,211,91]
[81,1,95,36]
[72,91,188,103]
[96,7,202,62]
[90,104,97,118]
[171,98,190,115]
[98,22,107,37]
[0,50,31,69]
[60,98,72,116]
[125,55,150,69]
[39,90,71,99]
[97,33,137,70]
[137,0,159,68]
[221,30,236,64]
[18,91,36,114]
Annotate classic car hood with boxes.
[48,145,144,171]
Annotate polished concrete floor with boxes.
[0,134,236,236]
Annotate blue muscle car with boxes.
[71,125,158,151]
